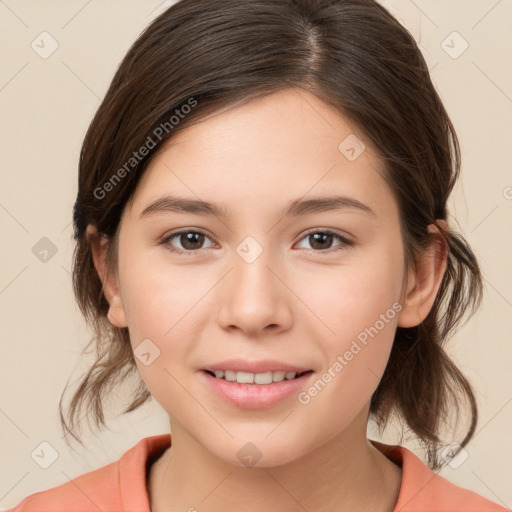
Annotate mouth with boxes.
[200,364,315,409]
[202,369,313,384]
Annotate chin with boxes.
[204,434,306,469]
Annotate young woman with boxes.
[8,0,508,511]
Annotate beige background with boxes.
[1,0,511,509]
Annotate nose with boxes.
[216,245,293,336]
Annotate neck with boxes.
[148,412,402,512]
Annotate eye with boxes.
[161,229,216,254]
[295,229,354,253]
[160,228,354,255]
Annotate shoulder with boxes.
[5,459,120,512]
[5,434,171,512]
[371,440,509,512]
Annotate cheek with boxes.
[117,243,221,409]
[295,243,404,405]
[307,242,404,348]
[118,241,209,342]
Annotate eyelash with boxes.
[160,228,355,256]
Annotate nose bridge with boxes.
[217,235,292,333]
[232,235,279,305]
[234,245,274,294]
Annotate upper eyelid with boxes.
[300,227,352,239]
[163,227,351,240]
[163,228,217,246]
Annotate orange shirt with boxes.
[6,434,508,511]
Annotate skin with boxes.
[88,88,447,512]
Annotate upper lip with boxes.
[201,359,311,374]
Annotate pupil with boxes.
[310,233,332,250]
[182,232,203,250]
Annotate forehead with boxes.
[128,88,394,220]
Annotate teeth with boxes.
[254,371,272,384]
[236,371,254,384]
[273,371,285,382]
[224,370,236,382]
[209,369,302,384]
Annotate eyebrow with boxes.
[139,194,376,219]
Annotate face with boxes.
[102,88,415,467]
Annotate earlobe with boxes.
[86,225,128,328]
[397,222,448,328]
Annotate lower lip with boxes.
[201,371,313,409]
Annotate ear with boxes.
[86,224,128,328]
[397,221,448,328]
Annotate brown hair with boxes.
[61,0,483,469]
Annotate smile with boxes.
[201,368,314,409]
[204,369,312,384]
